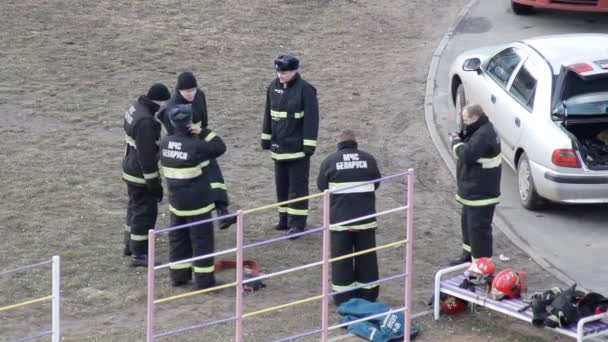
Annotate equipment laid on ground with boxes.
[214,260,266,292]
[337,298,420,341]
[434,263,608,342]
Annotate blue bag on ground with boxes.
[337,298,420,341]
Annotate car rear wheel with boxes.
[455,84,466,132]
[511,1,534,15]
[517,153,544,210]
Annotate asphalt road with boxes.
[429,0,608,293]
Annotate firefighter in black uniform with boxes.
[261,54,319,237]
[449,104,501,266]
[122,83,171,267]
[317,130,382,305]
[160,104,227,289]
[159,71,236,230]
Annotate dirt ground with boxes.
[0,0,573,341]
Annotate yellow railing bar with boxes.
[155,282,237,304]
[155,239,407,305]
[0,295,52,312]
[243,295,324,318]
[241,240,407,318]
[330,239,407,263]
[243,192,324,215]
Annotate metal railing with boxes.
[146,169,415,341]
[0,256,61,342]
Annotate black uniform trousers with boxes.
[126,183,158,256]
[275,156,310,229]
[169,213,216,288]
[331,229,379,306]
[208,159,229,208]
[461,204,496,258]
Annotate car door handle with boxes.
[490,95,496,104]
[515,117,521,127]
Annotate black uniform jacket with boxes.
[159,89,208,135]
[451,114,502,206]
[159,129,226,216]
[317,141,381,231]
[261,73,319,161]
[122,96,162,186]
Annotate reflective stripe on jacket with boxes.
[451,114,501,206]
[160,130,226,216]
[317,141,381,231]
[122,96,161,186]
[261,73,319,161]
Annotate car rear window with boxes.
[562,71,608,100]
[564,92,608,116]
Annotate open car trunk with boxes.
[554,84,608,170]
[563,120,608,170]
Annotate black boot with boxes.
[217,206,237,230]
[193,273,222,291]
[286,227,305,240]
[123,231,132,257]
[130,255,149,268]
[130,255,160,267]
[274,224,289,231]
[171,278,191,288]
[448,252,472,266]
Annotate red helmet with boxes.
[491,269,521,300]
[469,258,495,275]
[465,257,495,285]
[440,294,467,314]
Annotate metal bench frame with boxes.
[433,263,608,342]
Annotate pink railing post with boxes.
[235,210,245,342]
[321,190,331,341]
[404,169,415,342]
[147,229,156,342]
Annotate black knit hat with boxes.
[147,83,171,101]
[168,104,193,129]
[176,72,198,90]
[274,54,299,71]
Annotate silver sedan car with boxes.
[448,34,608,209]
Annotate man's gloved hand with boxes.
[147,178,163,202]
[261,140,271,150]
[303,147,315,156]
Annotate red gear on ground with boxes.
[440,294,467,314]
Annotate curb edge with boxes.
[422,0,581,290]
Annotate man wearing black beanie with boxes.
[122,83,170,267]
[159,71,237,230]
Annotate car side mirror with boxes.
[463,58,481,73]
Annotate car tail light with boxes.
[552,149,581,168]
[569,63,594,74]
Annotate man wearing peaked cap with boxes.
[261,54,320,239]
[122,83,170,267]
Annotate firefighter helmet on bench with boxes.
[491,268,522,300]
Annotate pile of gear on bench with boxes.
[437,258,608,329]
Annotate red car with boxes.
[512,0,608,14]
